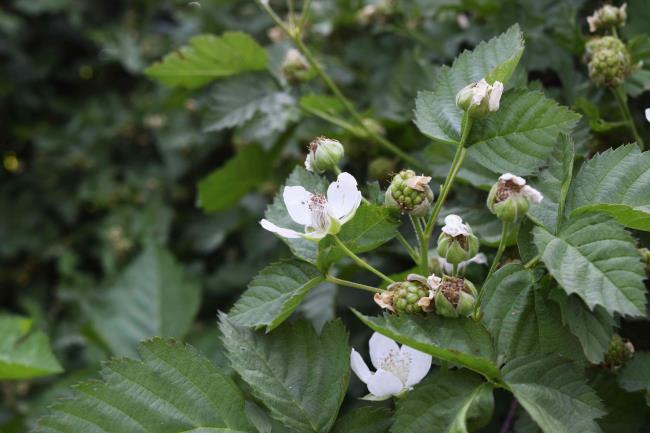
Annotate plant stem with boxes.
[410,215,428,275]
[486,221,511,281]
[612,85,644,149]
[255,0,426,170]
[524,254,541,269]
[325,275,382,294]
[396,231,420,263]
[333,235,395,284]
[499,398,519,433]
[452,262,459,276]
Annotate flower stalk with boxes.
[333,235,395,284]
[612,85,644,149]
[255,0,427,171]
[325,275,382,294]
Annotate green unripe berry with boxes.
[585,36,631,87]
[385,170,434,216]
[603,334,634,370]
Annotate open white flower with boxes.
[260,172,362,241]
[350,333,431,400]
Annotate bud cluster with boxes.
[455,79,504,118]
[585,36,631,87]
[587,3,627,33]
[487,173,543,222]
[603,334,635,370]
[385,170,433,216]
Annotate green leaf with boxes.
[533,213,646,317]
[264,166,328,264]
[220,316,349,433]
[88,244,201,357]
[480,264,583,362]
[467,90,580,175]
[297,282,337,333]
[567,144,650,231]
[34,339,253,433]
[0,314,62,380]
[198,144,272,212]
[351,310,500,383]
[424,143,497,190]
[528,134,575,232]
[594,372,648,432]
[317,203,399,271]
[330,407,392,433]
[415,25,525,144]
[204,74,298,140]
[145,32,267,89]
[618,352,650,405]
[392,370,494,433]
[228,259,325,332]
[548,290,614,364]
[502,354,605,433]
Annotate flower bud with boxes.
[436,215,479,266]
[305,137,344,174]
[585,36,631,87]
[639,247,650,275]
[487,173,543,222]
[281,48,313,83]
[385,170,433,216]
[456,79,504,118]
[375,274,430,314]
[419,275,477,318]
[587,3,627,33]
[603,334,635,370]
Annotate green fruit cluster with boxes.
[390,280,429,314]
[586,36,631,87]
[385,170,432,215]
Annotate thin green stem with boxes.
[396,231,420,263]
[256,0,426,170]
[410,215,428,275]
[486,221,511,281]
[325,275,382,294]
[524,254,541,269]
[333,235,395,284]
[612,85,644,149]
[452,262,459,276]
[298,0,312,30]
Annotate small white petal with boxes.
[259,219,302,238]
[645,108,650,123]
[350,349,373,385]
[304,155,313,172]
[365,369,405,398]
[442,214,470,237]
[327,172,362,222]
[488,81,504,112]
[499,173,526,186]
[472,79,489,105]
[369,332,400,371]
[521,185,544,204]
[283,186,313,225]
[468,252,488,265]
[400,345,432,387]
[426,274,442,290]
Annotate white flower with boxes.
[434,253,488,274]
[499,173,543,204]
[260,172,362,241]
[441,214,471,237]
[645,108,650,123]
[456,79,504,115]
[350,332,431,400]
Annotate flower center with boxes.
[308,194,329,231]
[378,349,410,385]
[496,179,523,202]
[441,277,464,307]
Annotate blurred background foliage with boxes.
[1,0,649,431]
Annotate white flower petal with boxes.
[350,349,373,384]
[521,185,543,204]
[369,332,400,371]
[259,219,302,238]
[326,172,362,222]
[442,214,470,237]
[488,81,504,112]
[645,108,650,123]
[468,252,488,265]
[400,345,432,387]
[304,155,313,172]
[426,274,442,290]
[472,79,489,105]
[365,369,405,398]
[499,173,526,186]
[283,186,313,225]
